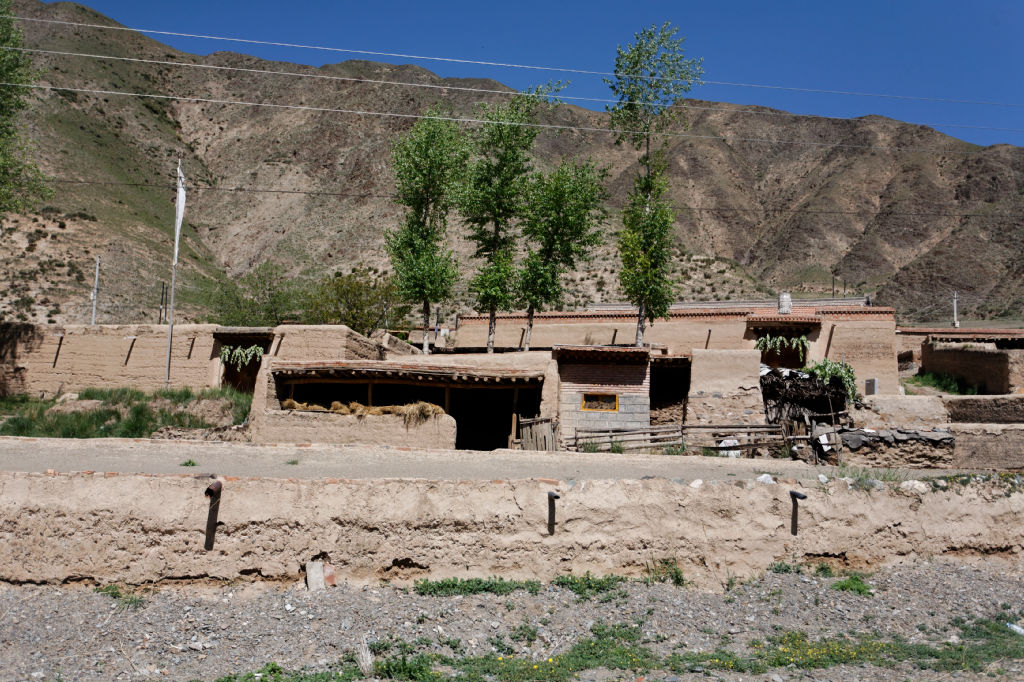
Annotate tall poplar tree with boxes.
[0,1,51,213]
[606,22,702,346]
[517,159,608,350]
[386,106,467,353]
[460,92,547,353]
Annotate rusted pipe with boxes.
[547,491,560,536]
[789,490,807,536]
[204,479,222,550]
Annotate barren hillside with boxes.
[7,0,1024,325]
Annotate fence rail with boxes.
[571,422,787,454]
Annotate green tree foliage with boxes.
[386,106,467,353]
[606,22,702,345]
[617,165,675,341]
[204,262,300,327]
[518,159,608,350]
[304,268,410,338]
[0,1,51,213]
[460,88,554,352]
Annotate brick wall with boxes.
[558,361,650,440]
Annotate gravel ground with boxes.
[2,560,1023,681]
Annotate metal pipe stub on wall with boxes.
[547,491,560,535]
[789,490,807,536]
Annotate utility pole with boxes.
[89,256,100,325]
[953,290,960,328]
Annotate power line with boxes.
[12,13,1024,109]
[13,82,1004,155]
[13,45,1024,135]
[47,178,1024,220]
[50,178,393,198]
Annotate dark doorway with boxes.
[649,361,690,425]
[216,333,274,393]
[449,386,542,451]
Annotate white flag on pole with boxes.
[172,160,186,265]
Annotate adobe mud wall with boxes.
[950,424,1024,470]
[1,471,1020,590]
[943,395,1024,423]
[921,343,1012,394]
[247,412,457,448]
[453,310,898,395]
[0,323,406,398]
[685,349,764,424]
[3,324,221,397]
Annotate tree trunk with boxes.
[487,307,496,353]
[421,299,431,355]
[635,302,646,347]
[523,304,535,352]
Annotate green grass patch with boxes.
[832,574,873,596]
[0,385,251,437]
[199,385,253,425]
[642,557,692,586]
[412,577,540,597]
[210,611,1024,680]
[94,584,145,610]
[552,572,627,601]
[769,561,802,574]
[78,387,147,405]
[905,372,979,395]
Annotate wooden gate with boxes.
[518,416,556,451]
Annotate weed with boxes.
[814,562,835,578]
[662,443,687,456]
[286,459,299,465]
[368,636,396,655]
[154,387,196,404]
[199,386,253,425]
[413,577,540,597]
[439,636,462,653]
[553,572,627,600]
[832,574,872,596]
[905,372,979,395]
[642,557,692,587]
[579,442,600,453]
[373,653,435,681]
[608,441,625,454]
[769,562,802,574]
[180,459,197,467]
[94,584,145,610]
[510,621,538,645]
[488,635,515,655]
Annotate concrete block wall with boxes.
[558,361,650,440]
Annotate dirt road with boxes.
[0,436,967,482]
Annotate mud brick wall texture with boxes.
[921,344,1011,394]
[2,472,1021,589]
[0,323,394,398]
[951,424,1024,470]
[943,396,1024,424]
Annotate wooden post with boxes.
[444,386,451,414]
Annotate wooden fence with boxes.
[571,423,786,454]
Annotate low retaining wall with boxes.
[247,412,457,448]
[1,471,1020,589]
[950,424,1024,470]
[839,429,955,468]
[920,343,1018,394]
[943,395,1024,424]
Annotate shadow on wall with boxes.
[0,323,42,396]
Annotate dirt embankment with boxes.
[1,471,1020,589]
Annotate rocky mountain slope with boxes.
[8,0,1024,325]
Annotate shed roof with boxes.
[271,360,544,385]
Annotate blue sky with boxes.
[44,0,1024,147]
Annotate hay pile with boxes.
[280,399,445,426]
